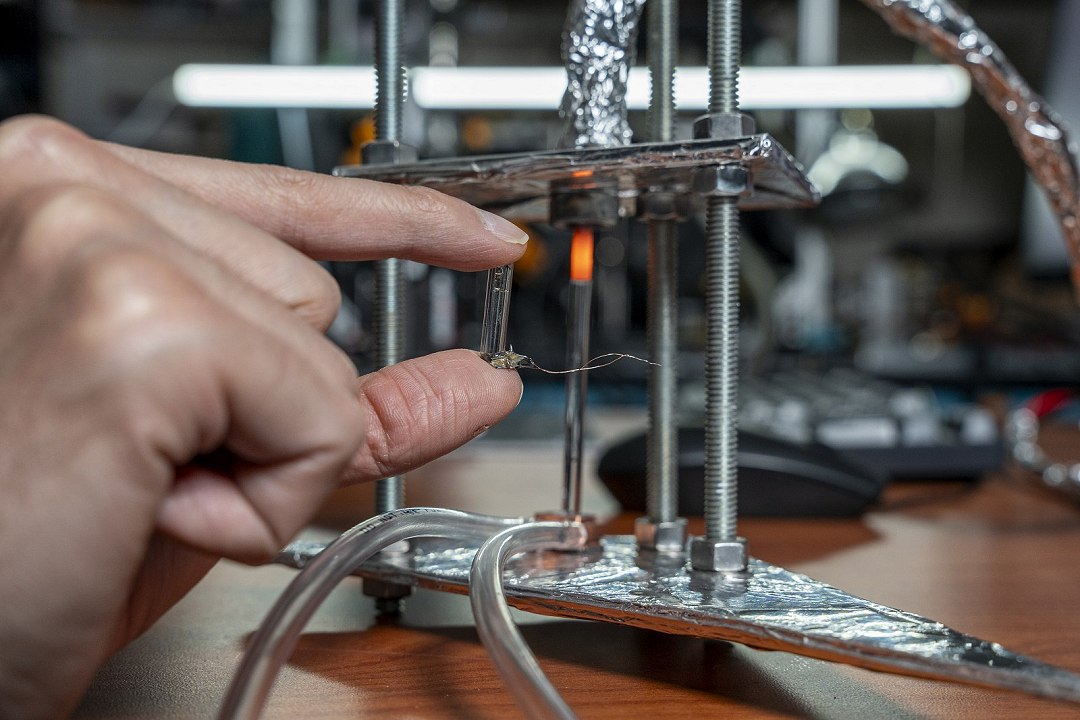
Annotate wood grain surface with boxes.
[74,433,1080,719]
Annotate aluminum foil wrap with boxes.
[861,0,1080,296]
[336,136,818,218]
[559,0,647,148]
[278,534,1080,703]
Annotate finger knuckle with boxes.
[4,185,129,269]
[0,115,88,169]
[395,186,473,252]
[400,185,453,224]
[251,165,322,241]
[68,246,204,367]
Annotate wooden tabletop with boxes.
[75,436,1080,719]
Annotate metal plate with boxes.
[279,534,1080,703]
[333,135,819,218]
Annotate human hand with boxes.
[0,116,527,718]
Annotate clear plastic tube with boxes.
[219,507,523,720]
[469,521,588,720]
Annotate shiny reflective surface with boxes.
[335,135,818,218]
[861,0,1080,292]
[278,534,1080,704]
[558,0,646,148]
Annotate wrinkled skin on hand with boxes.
[0,115,527,719]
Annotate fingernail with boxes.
[476,208,528,245]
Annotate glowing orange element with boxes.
[571,169,593,178]
[569,226,595,282]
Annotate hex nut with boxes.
[635,517,688,553]
[692,112,757,140]
[689,536,748,572]
[361,140,419,166]
[693,164,750,197]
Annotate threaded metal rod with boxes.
[374,0,405,142]
[374,257,405,512]
[703,0,743,544]
[646,0,677,143]
[643,0,680,526]
[373,0,406,513]
[646,221,679,522]
[703,197,740,542]
[708,0,741,115]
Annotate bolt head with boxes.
[689,536,748,572]
[361,140,419,166]
[635,517,688,553]
[693,165,750,197]
[692,112,756,140]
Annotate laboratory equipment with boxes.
[251,0,1080,717]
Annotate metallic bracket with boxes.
[335,135,818,220]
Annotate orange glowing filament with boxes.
[569,226,595,282]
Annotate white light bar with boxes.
[173,65,377,108]
[173,64,970,111]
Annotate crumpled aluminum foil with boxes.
[277,534,1080,703]
[558,0,647,148]
[860,0,1080,293]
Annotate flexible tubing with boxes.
[219,507,522,720]
[469,521,588,720]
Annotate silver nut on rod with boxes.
[692,112,756,141]
[693,164,750,197]
[634,517,688,554]
[361,139,419,166]
[689,536,748,573]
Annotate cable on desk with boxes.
[469,521,588,720]
[219,508,523,720]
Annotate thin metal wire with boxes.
[481,350,658,374]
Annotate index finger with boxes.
[105,144,529,270]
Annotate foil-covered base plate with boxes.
[278,534,1080,704]
[333,135,818,218]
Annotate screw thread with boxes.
[703,196,740,542]
[708,0,741,114]
[375,257,405,511]
[647,0,678,143]
[646,221,679,522]
[374,0,405,141]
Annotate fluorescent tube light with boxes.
[173,65,377,108]
[173,64,970,111]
